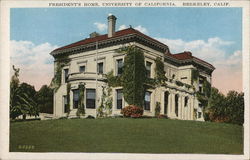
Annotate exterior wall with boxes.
[53,42,211,121]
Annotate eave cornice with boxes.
[164,55,215,74]
[50,33,169,57]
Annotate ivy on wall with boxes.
[121,45,147,107]
[76,83,85,117]
[154,57,167,85]
[191,69,199,85]
[51,57,70,92]
[97,85,113,117]
[196,79,212,110]
[155,102,161,117]
[175,80,184,87]
[105,70,122,87]
[203,79,211,98]
[66,83,71,117]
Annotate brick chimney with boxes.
[107,14,117,38]
[89,32,100,38]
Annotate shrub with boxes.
[158,114,169,119]
[175,80,184,87]
[86,115,95,119]
[155,102,161,117]
[121,105,143,118]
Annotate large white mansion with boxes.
[50,15,215,121]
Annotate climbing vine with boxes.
[51,56,70,91]
[203,79,211,98]
[191,69,199,85]
[155,102,161,117]
[196,79,212,109]
[76,83,85,117]
[97,85,113,117]
[121,45,147,107]
[66,83,71,117]
[105,70,122,87]
[154,57,167,85]
[175,80,184,87]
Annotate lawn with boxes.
[10,118,243,154]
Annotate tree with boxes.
[20,82,37,101]
[205,87,226,122]
[36,85,53,114]
[205,87,244,125]
[121,46,147,107]
[225,91,244,125]
[10,66,38,119]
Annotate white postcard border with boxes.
[0,1,249,160]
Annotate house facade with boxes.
[50,15,215,121]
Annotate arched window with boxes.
[175,94,179,117]
[164,91,169,114]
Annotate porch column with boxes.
[171,92,175,117]
[70,89,73,110]
[190,96,194,120]
[181,95,185,119]
[177,93,181,119]
[188,96,192,120]
[160,88,165,115]
[167,91,171,116]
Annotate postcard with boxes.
[0,0,249,160]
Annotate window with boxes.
[172,74,175,79]
[97,62,104,74]
[199,77,204,92]
[198,112,202,118]
[73,89,79,109]
[79,66,85,73]
[175,94,179,117]
[184,97,188,107]
[199,103,202,108]
[164,92,169,114]
[116,89,123,109]
[86,89,96,109]
[117,59,123,76]
[64,69,69,83]
[63,95,68,113]
[146,61,152,78]
[144,91,151,110]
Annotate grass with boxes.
[10,118,243,154]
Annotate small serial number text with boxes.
[18,145,35,150]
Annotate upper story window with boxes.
[79,65,85,73]
[199,103,202,108]
[97,62,104,74]
[144,91,151,111]
[117,59,123,76]
[172,74,175,79]
[146,61,152,78]
[116,89,123,109]
[64,68,69,83]
[199,76,205,93]
[86,89,96,109]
